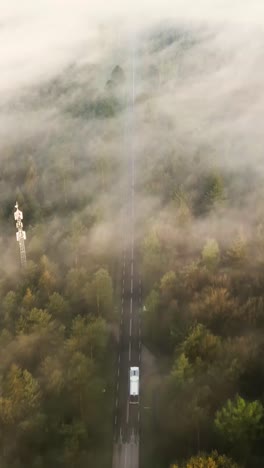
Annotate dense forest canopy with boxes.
[1,5,264,468]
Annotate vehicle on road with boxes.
[129,366,139,403]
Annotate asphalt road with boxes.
[112,47,141,468]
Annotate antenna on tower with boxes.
[14,201,27,268]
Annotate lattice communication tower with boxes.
[14,202,27,268]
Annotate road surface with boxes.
[112,47,142,468]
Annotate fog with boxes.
[1,1,264,257]
[1,0,264,93]
[2,2,264,467]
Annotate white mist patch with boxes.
[1,0,264,96]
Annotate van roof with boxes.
[130,380,139,395]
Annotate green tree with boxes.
[191,287,238,334]
[204,173,225,211]
[22,288,35,309]
[47,292,70,321]
[160,271,176,300]
[175,194,192,227]
[16,308,51,334]
[92,268,113,317]
[2,291,18,329]
[39,255,58,295]
[67,315,108,360]
[67,218,86,267]
[40,355,64,395]
[227,232,247,264]
[60,421,87,467]
[215,395,263,450]
[65,267,87,306]
[66,352,94,420]
[183,324,221,366]
[171,353,193,388]
[182,262,210,295]
[85,317,108,360]
[202,238,220,270]
[0,364,41,425]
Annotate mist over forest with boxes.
[1,3,264,467]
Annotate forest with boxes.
[1,15,264,468]
[138,26,264,468]
[0,58,126,467]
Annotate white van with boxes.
[129,366,139,403]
